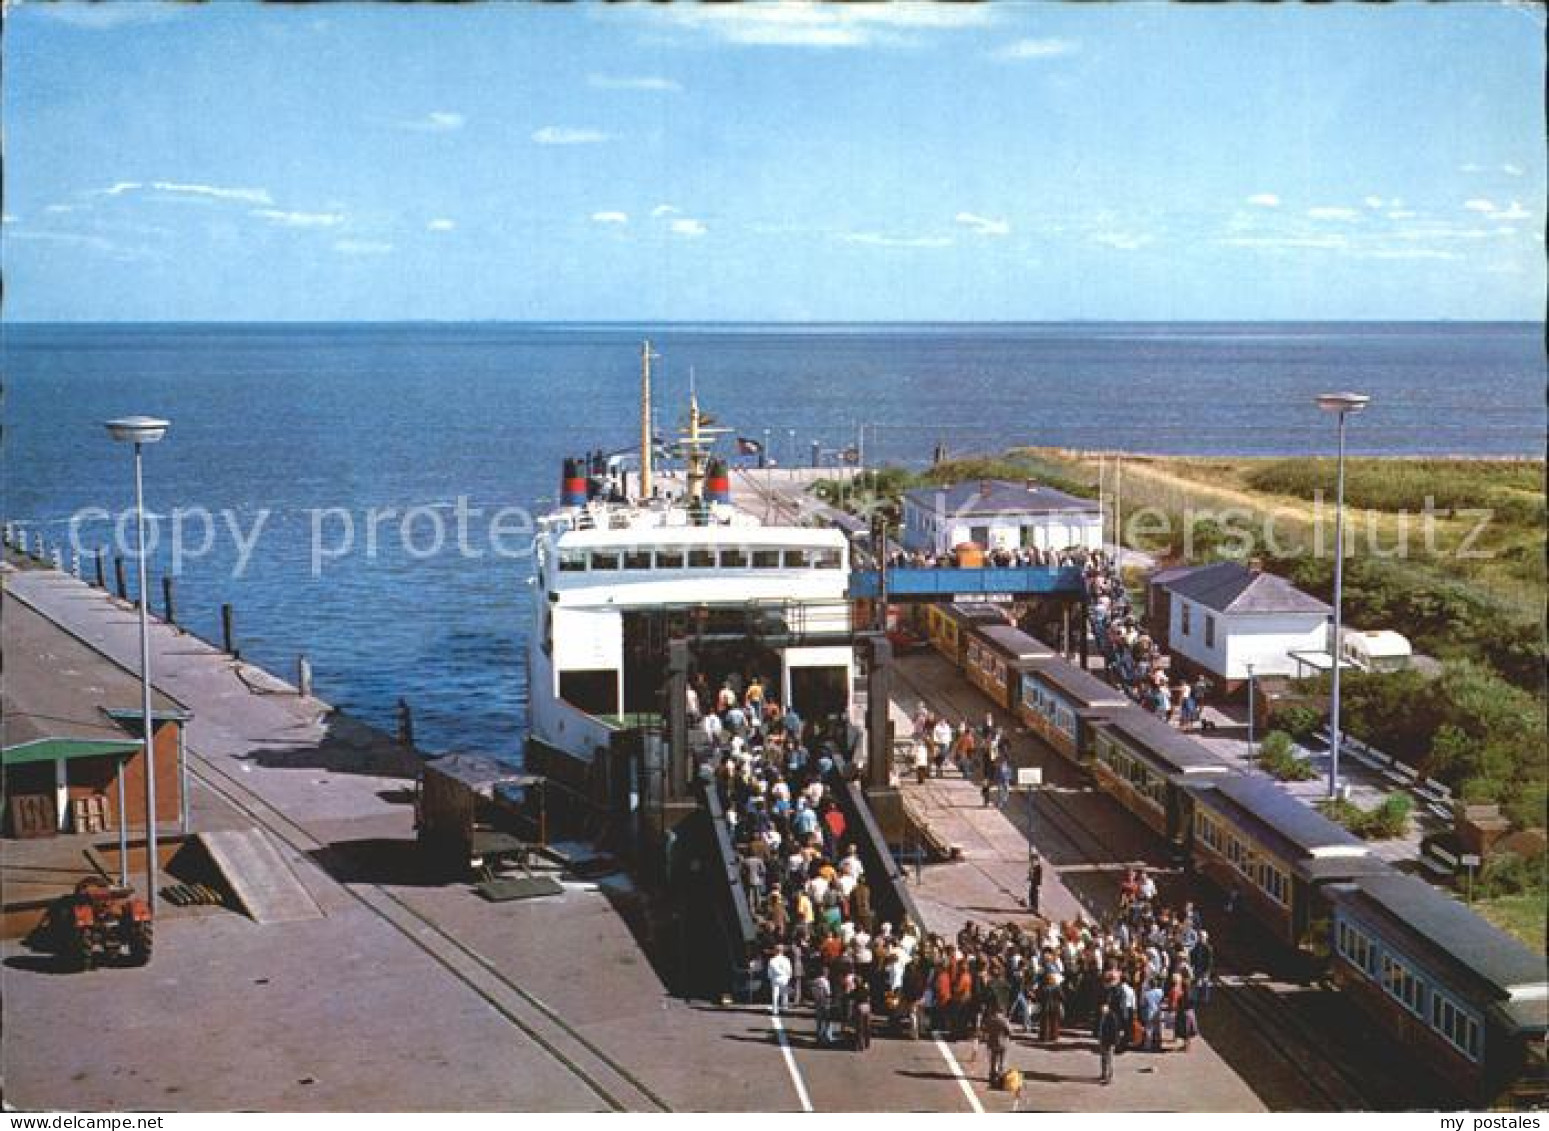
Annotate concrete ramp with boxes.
[197,828,323,924]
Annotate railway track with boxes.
[887,653,1385,1112]
[186,754,672,1113]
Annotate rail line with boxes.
[888,653,1373,1111]
[186,754,672,1113]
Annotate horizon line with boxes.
[3,317,1543,328]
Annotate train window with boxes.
[814,548,842,569]
[656,548,685,569]
[752,549,782,568]
[558,549,588,572]
[720,548,749,568]
[591,550,621,570]
[1181,603,1191,636]
[623,550,653,570]
[783,549,810,568]
[1205,615,1216,648]
[688,549,717,568]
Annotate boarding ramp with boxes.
[683,782,761,1000]
[196,828,323,924]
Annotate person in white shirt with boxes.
[767,945,793,1014]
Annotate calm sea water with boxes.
[4,322,1543,759]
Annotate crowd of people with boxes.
[905,707,1017,806]
[884,544,1089,570]
[1084,551,1212,731]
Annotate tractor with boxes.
[65,877,153,969]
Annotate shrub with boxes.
[1318,793,1414,840]
[1268,704,1323,744]
[1257,730,1317,782]
[1477,849,1548,900]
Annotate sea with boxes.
[4,321,1544,761]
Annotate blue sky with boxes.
[2,1,1543,321]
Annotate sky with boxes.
[2,1,1544,322]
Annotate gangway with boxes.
[847,565,1083,601]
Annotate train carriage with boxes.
[924,602,1006,668]
[1016,656,1131,765]
[1326,870,1547,1107]
[1182,774,1387,950]
[1088,710,1231,855]
[963,624,1056,710]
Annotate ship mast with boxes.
[639,339,657,501]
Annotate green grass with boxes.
[1474,893,1548,954]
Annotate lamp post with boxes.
[1315,392,1369,800]
[105,415,170,912]
[1246,662,1256,761]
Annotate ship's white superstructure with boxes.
[526,342,854,770]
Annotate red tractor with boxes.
[65,877,153,969]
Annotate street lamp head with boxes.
[1315,392,1370,416]
[104,416,171,445]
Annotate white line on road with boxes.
[934,1036,985,1114]
[771,1011,815,1113]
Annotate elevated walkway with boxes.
[197,828,323,924]
[847,565,1084,601]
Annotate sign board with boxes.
[955,593,1015,603]
[1459,854,1481,868]
[1016,767,1043,788]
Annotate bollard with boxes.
[95,549,107,589]
[297,654,313,698]
[113,555,128,600]
[221,602,236,656]
[162,575,177,626]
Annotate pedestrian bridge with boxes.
[847,565,1084,602]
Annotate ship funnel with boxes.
[706,457,731,505]
[561,457,588,507]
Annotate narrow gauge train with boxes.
[929,613,1546,1107]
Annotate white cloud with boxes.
[994,37,1079,61]
[151,181,274,205]
[1,214,16,224]
[1463,198,1498,213]
[533,126,611,146]
[651,204,680,218]
[669,218,708,237]
[91,182,144,197]
[1386,210,1417,220]
[1495,201,1532,221]
[659,1,993,49]
[1363,196,1385,209]
[840,232,954,249]
[955,212,1010,237]
[44,203,77,214]
[333,239,393,255]
[402,111,465,132]
[588,74,682,92]
[1502,163,1525,177]
[1092,232,1153,251]
[253,208,344,228]
[1246,193,1281,208]
[1460,163,1486,173]
[591,211,630,225]
[427,218,456,232]
[1307,206,1361,222]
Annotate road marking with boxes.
[770,1011,815,1112]
[934,1036,985,1114]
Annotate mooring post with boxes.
[162,575,177,625]
[221,602,236,656]
[114,554,129,600]
[297,654,313,698]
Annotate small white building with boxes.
[1152,561,1331,690]
[901,479,1103,555]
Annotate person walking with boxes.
[982,1005,1013,1085]
[811,970,835,1046]
[1026,851,1044,916]
[912,738,930,785]
[767,945,793,1015]
[996,755,1014,808]
[1096,1001,1120,1085]
[851,978,873,1051]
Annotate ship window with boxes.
[720,548,749,568]
[752,549,782,568]
[558,550,587,572]
[623,549,653,570]
[814,548,842,569]
[656,549,684,569]
[783,549,810,568]
[688,549,716,568]
[591,550,621,570]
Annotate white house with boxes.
[1152,560,1331,690]
[901,479,1103,555]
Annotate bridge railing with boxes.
[847,564,1084,600]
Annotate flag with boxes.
[736,436,763,455]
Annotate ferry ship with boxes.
[525,342,856,793]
